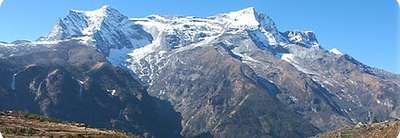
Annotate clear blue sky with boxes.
[0,0,399,73]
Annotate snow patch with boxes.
[231,48,261,63]
[11,73,16,90]
[107,47,132,65]
[281,53,296,63]
[280,53,318,75]
[251,30,277,46]
[377,99,394,108]
[159,90,166,95]
[77,80,84,98]
[129,42,158,62]
[329,48,343,55]
[107,89,117,96]
[289,96,298,103]
[238,94,250,106]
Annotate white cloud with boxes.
[0,0,3,7]
[397,0,400,6]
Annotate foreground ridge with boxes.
[315,120,400,138]
[0,111,137,138]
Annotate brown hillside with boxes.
[0,111,138,138]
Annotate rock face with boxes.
[0,6,400,138]
[0,41,182,138]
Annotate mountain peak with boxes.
[42,5,152,55]
[218,7,261,28]
[70,5,112,15]
[100,5,111,10]
[232,7,257,16]
[69,5,117,17]
[283,31,320,47]
[44,6,127,40]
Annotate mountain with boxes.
[0,41,182,138]
[0,6,399,138]
[39,5,153,56]
[0,111,138,138]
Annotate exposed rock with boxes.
[0,41,182,138]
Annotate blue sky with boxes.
[0,0,399,73]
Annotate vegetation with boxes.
[315,121,400,138]
[1,127,38,136]
[0,111,139,138]
[21,112,59,123]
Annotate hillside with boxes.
[316,121,400,138]
[0,111,137,138]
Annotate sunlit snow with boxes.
[107,89,117,96]
[397,130,400,138]
[11,73,16,90]
[329,48,344,55]
[107,47,132,65]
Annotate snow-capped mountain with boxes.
[1,6,400,138]
[41,5,152,55]
[37,6,324,71]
